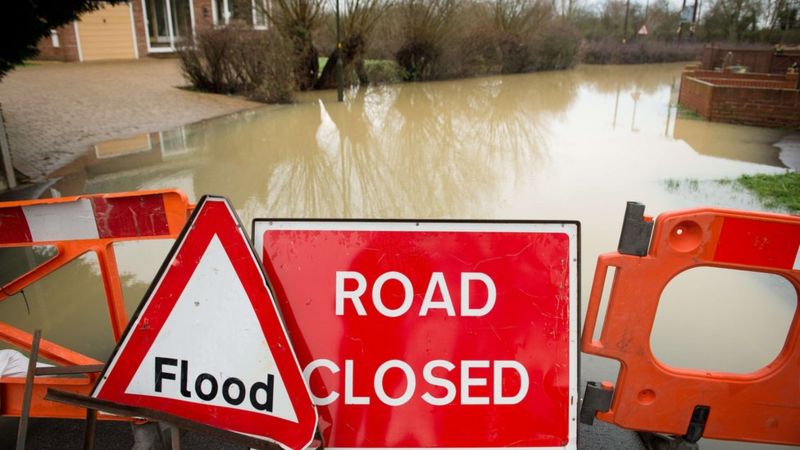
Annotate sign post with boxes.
[254,220,579,449]
[92,196,318,450]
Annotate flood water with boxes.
[2,63,797,449]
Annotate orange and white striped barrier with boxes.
[0,190,191,419]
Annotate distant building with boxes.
[37,0,270,62]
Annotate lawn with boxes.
[726,172,800,213]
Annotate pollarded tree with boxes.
[0,0,126,80]
[395,0,458,81]
[265,0,325,90]
[315,0,392,89]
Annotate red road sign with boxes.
[254,221,579,449]
[92,196,317,450]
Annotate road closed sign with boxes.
[254,220,579,449]
[92,196,317,450]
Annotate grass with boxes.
[663,178,700,192]
[665,173,799,214]
[732,172,800,213]
[676,104,703,120]
[317,57,402,84]
[318,57,393,70]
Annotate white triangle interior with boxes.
[125,234,298,423]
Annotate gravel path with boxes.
[0,58,259,180]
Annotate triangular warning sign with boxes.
[638,24,649,35]
[92,196,317,449]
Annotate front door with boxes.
[144,0,194,51]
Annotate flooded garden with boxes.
[1,62,797,449]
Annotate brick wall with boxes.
[193,0,215,32]
[678,71,800,128]
[679,75,714,118]
[772,53,800,73]
[710,86,800,128]
[36,30,63,60]
[699,78,792,89]
[702,46,800,74]
[35,24,80,62]
[687,70,788,82]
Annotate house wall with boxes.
[37,0,217,62]
[36,25,80,62]
[131,1,149,58]
[193,0,215,32]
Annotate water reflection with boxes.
[673,118,786,167]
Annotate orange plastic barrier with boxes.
[582,206,800,445]
[0,190,191,418]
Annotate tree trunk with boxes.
[315,49,340,89]
[314,36,366,90]
[288,29,319,91]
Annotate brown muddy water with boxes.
[2,63,797,449]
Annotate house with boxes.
[37,0,270,62]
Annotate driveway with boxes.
[0,58,259,180]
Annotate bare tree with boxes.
[316,0,392,89]
[395,0,458,80]
[494,0,552,35]
[265,0,325,90]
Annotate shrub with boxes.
[365,60,404,84]
[178,26,296,103]
[527,22,581,71]
[436,10,504,78]
[178,26,238,94]
[581,40,703,64]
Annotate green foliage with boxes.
[0,0,125,79]
[735,172,800,212]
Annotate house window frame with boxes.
[50,29,60,48]
[141,0,197,53]
[212,0,269,29]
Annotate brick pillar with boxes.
[131,0,149,57]
[59,24,80,61]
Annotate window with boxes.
[213,0,268,28]
[50,29,60,48]
[253,0,268,28]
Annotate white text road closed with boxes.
[93,197,317,450]
[255,220,579,449]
